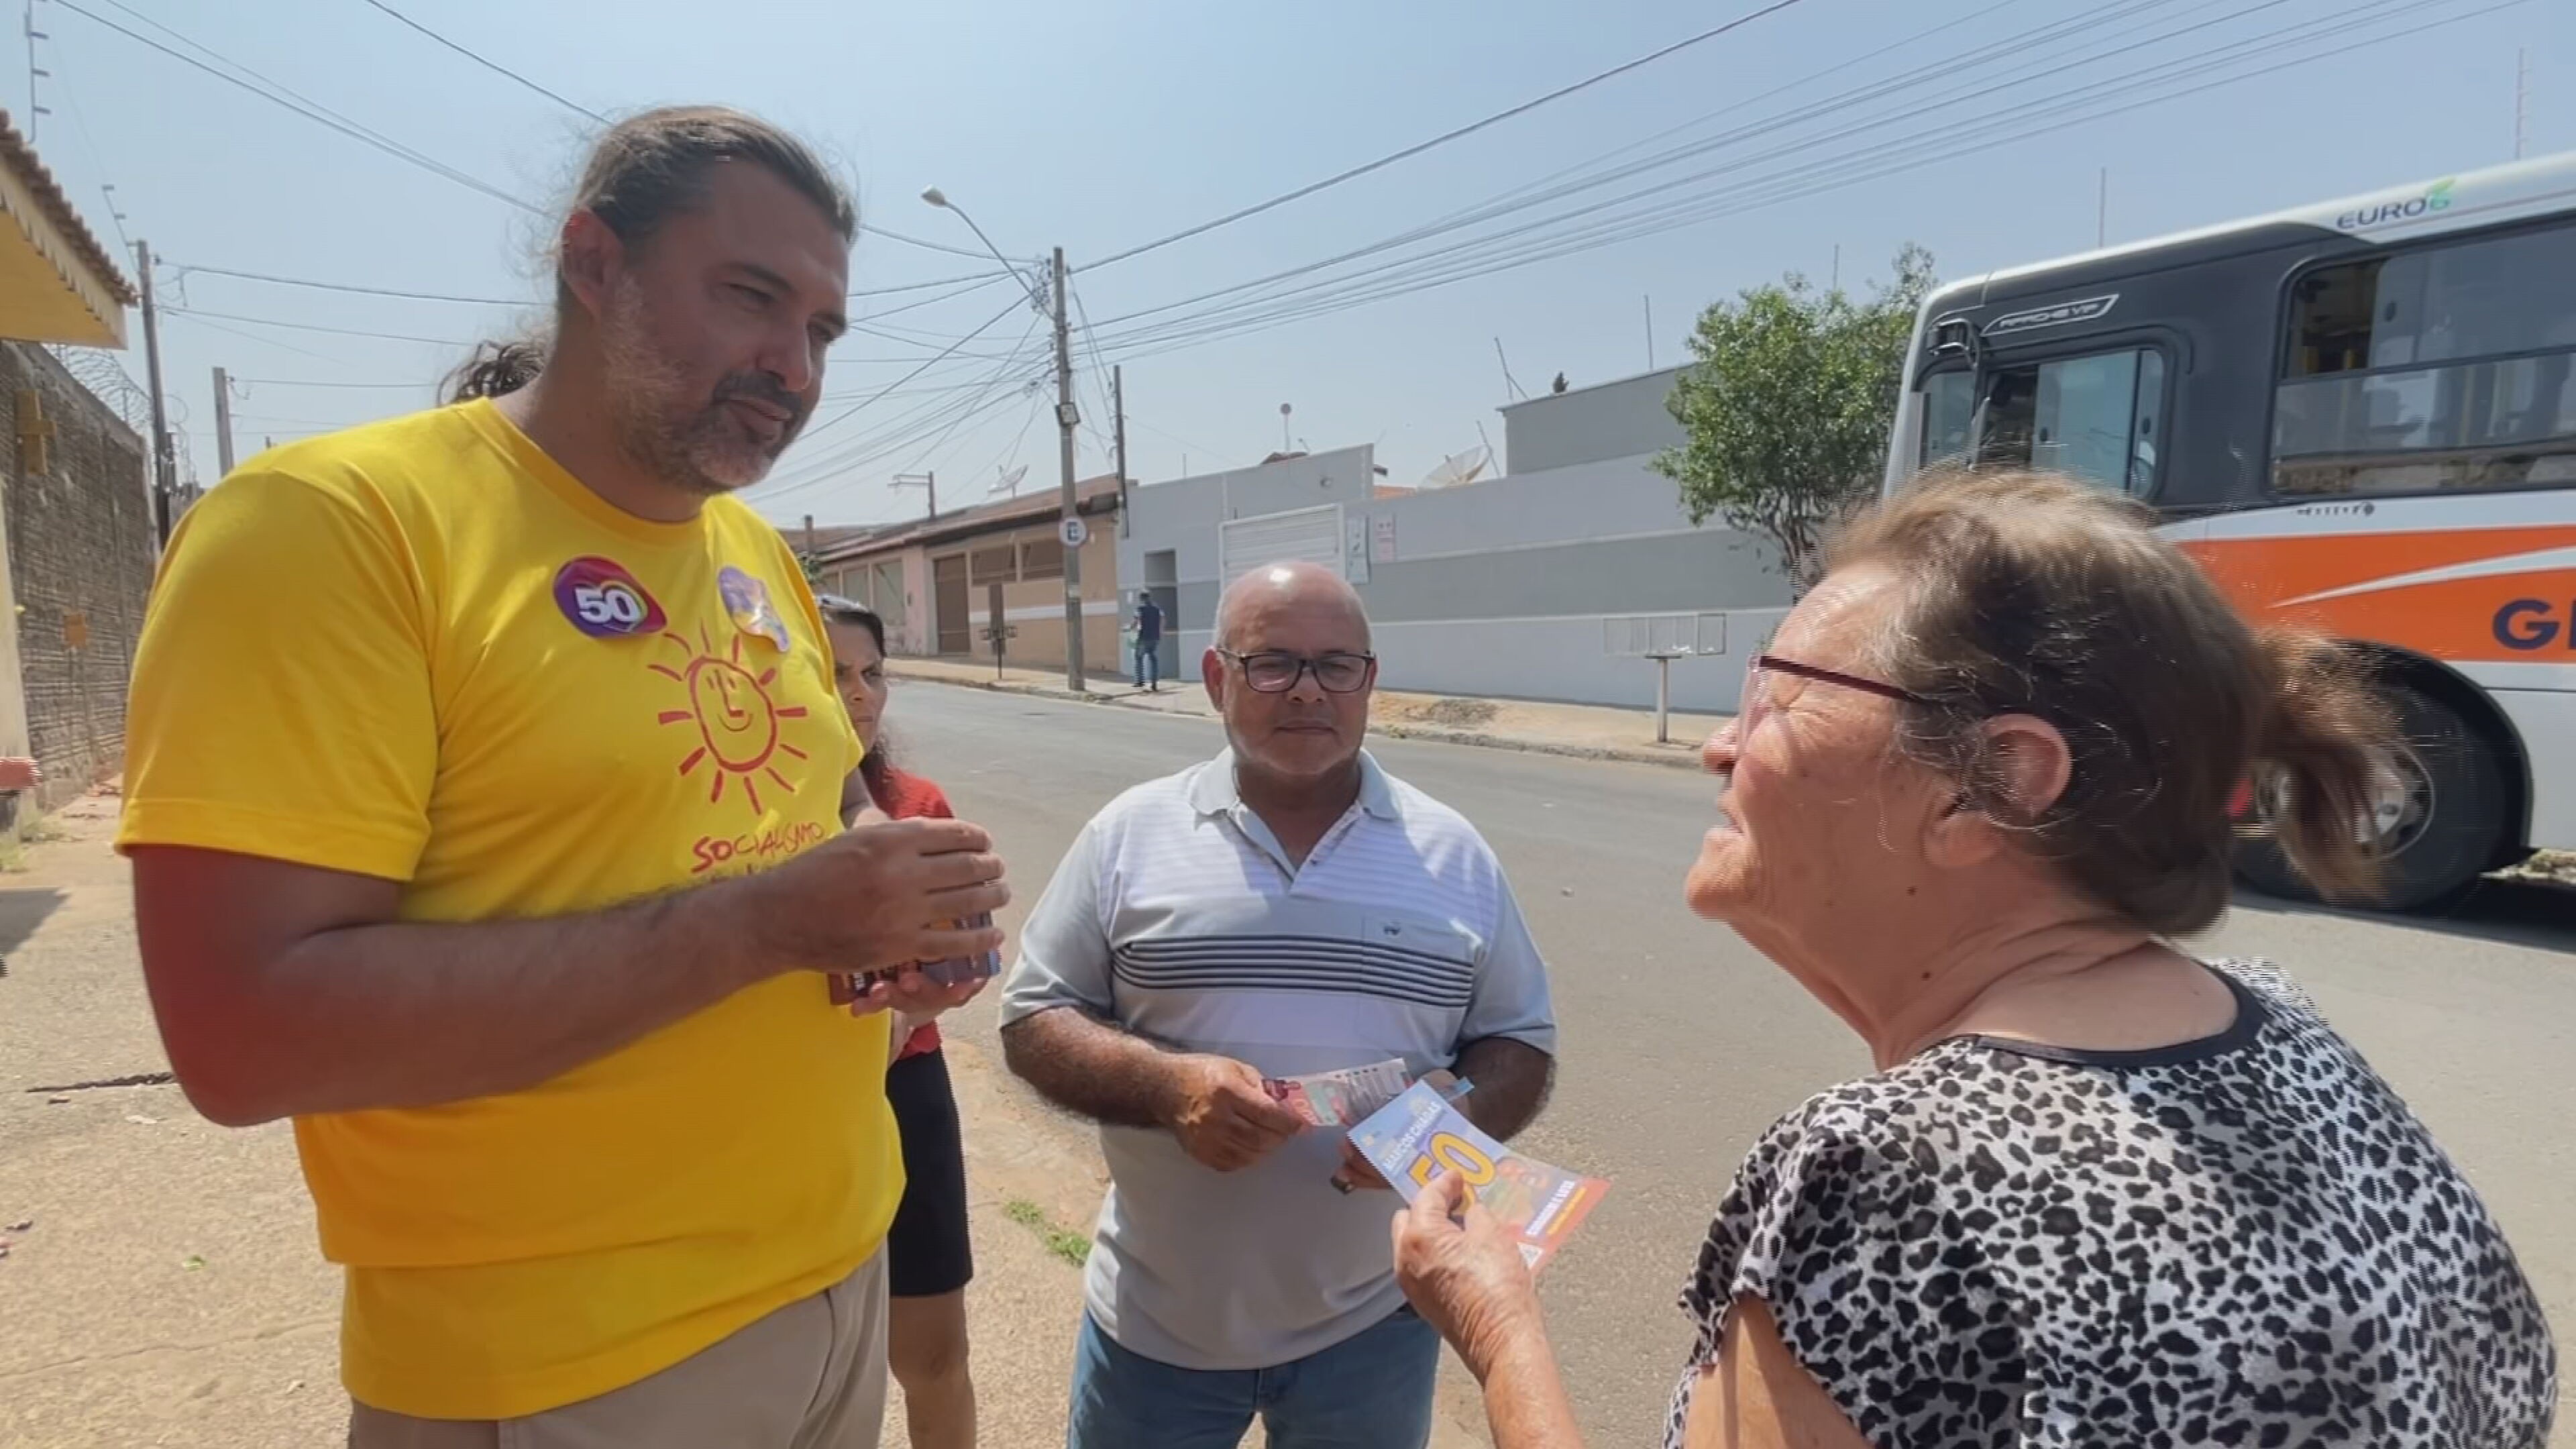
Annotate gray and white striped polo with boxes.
[1000,748,1556,1372]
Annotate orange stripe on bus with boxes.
[2182,526,2576,663]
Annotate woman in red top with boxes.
[822,598,977,1449]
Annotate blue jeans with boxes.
[1133,641,1161,687]
[1066,1307,1440,1449]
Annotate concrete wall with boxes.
[1499,366,1686,475]
[820,551,932,656]
[920,520,1123,676]
[0,343,153,814]
[1122,432,1791,714]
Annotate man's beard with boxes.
[598,283,809,496]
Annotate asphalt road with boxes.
[897,682,2576,1446]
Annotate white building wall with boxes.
[1122,372,1792,714]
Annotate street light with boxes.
[920,188,1044,311]
[922,187,1086,693]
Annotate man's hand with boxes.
[1333,1136,1393,1193]
[1159,1055,1303,1171]
[1391,1171,1547,1383]
[1334,1066,1457,1193]
[850,971,988,1021]
[745,817,1008,976]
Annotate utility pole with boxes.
[2516,48,2530,160]
[894,470,938,520]
[135,239,174,547]
[24,0,48,141]
[1113,364,1130,539]
[211,366,235,477]
[1051,246,1084,692]
[1643,294,1655,370]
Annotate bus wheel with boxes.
[2233,683,2511,912]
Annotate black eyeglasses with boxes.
[1218,649,1377,694]
[1741,653,1929,729]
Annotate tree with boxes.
[1654,244,1935,592]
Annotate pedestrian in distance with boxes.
[1001,559,1559,1449]
[121,107,1008,1449]
[820,596,982,1449]
[1391,471,2557,1449]
[1132,589,1165,692]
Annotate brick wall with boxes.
[0,342,154,811]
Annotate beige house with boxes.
[807,474,1125,676]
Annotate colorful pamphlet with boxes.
[826,912,1002,1006]
[1349,1081,1608,1271]
[1261,1058,1413,1127]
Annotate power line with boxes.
[47,30,136,252]
[166,306,470,347]
[1086,0,2481,362]
[1088,0,2464,362]
[354,0,604,121]
[347,0,1019,272]
[233,376,431,390]
[1078,0,1815,272]
[1090,0,2204,340]
[761,311,1053,495]
[160,311,339,362]
[1092,0,2092,335]
[861,270,1016,313]
[759,378,1044,509]
[780,330,1051,484]
[58,0,539,213]
[853,268,1014,300]
[955,392,1046,498]
[859,221,1027,262]
[176,256,1013,305]
[176,262,527,306]
[790,296,1029,445]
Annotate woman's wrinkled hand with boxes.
[1390,1171,1546,1381]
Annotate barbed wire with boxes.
[42,345,155,438]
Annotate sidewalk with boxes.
[890,656,1725,770]
[0,802,1489,1448]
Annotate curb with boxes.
[890,665,1709,772]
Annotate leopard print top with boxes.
[1668,960,2555,1448]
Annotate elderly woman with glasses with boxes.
[1391,473,2557,1449]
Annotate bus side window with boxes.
[2273,221,2576,496]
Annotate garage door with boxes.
[1219,503,1344,586]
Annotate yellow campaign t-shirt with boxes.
[117,400,890,1419]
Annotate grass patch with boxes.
[1004,1197,1091,1268]
[17,817,66,844]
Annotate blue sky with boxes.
[28,0,2571,527]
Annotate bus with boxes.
[1882,151,2576,910]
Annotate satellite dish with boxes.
[1417,445,1493,490]
[988,464,1029,496]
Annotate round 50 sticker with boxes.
[553,557,668,638]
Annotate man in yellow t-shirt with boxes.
[119,108,1008,1448]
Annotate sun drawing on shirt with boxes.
[652,624,808,817]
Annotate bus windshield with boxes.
[1921,346,2165,495]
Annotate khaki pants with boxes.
[348,1252,889,1449]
